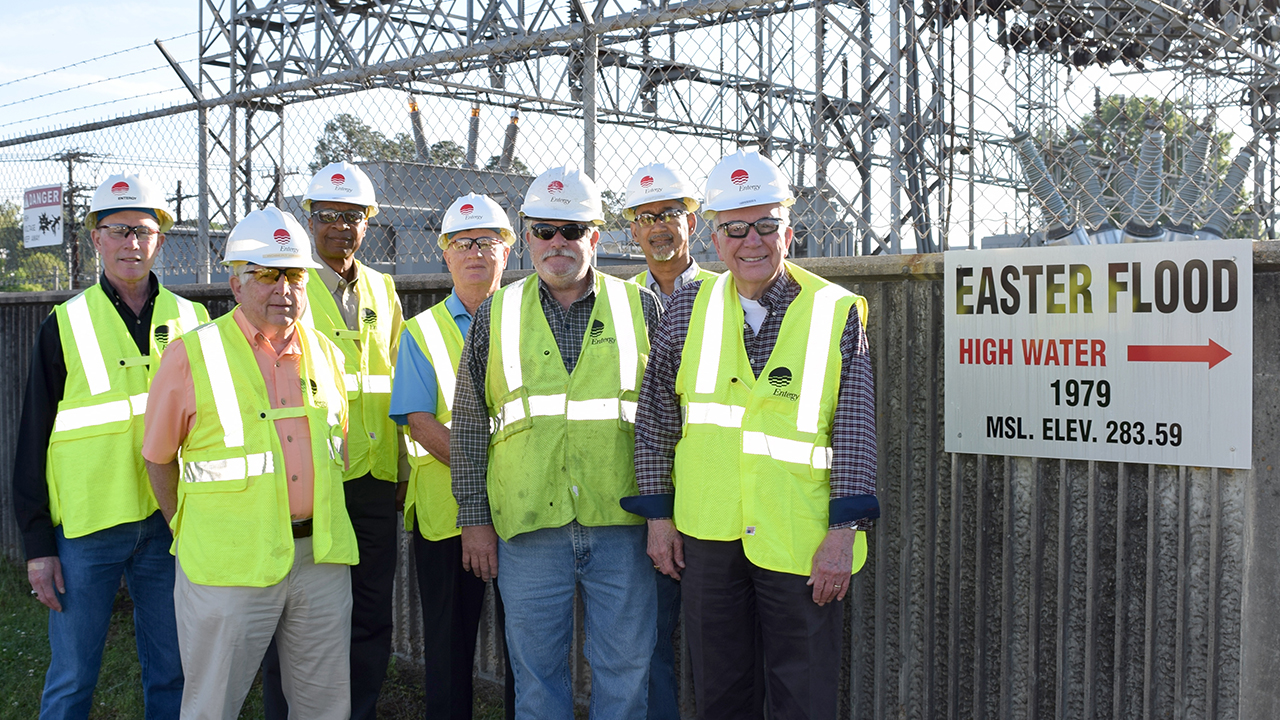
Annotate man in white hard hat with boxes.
[622,161,719,719]
[389,193,516,719]
[143,206,358,720]
[627,150,880,720]
[449,167,662,718]
[259,161,405,720]
[13,172,207,718]
[624,162,717,303]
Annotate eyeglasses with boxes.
[633,208,689,226]
[96,224,160,241]
[244,267,309,285]
[312,209,367,225]
[447,236,505,252]
[528,223,592,241]
[717,218,782,239]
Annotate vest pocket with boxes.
[182,447,269,493]
[491,387,533,441]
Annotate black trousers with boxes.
[682,536,843,720]
[263,475,399,720]
[413,526,515,720]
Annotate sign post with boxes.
[944,239,1252,469]
[23,185,64,249]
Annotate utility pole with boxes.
[47,149,104,289]
[168,180,197,225]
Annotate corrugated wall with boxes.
[0,253,1264,718]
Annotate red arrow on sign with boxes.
[1127,339,1232,369]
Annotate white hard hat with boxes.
[86,173,175,233]
[622,162,700,220]
[222,206,324,268]
[519,166,604,225]
[438,193,517,249]
[701,149,795,221]
[302,161,380,219]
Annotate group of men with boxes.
[14,148,879,720]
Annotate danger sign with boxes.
[23,185,64,249]
[944,239,1252,469]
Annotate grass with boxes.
[0,560,508,719]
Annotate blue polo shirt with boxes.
[389,291,472,424]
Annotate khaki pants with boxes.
[175,537,353,720]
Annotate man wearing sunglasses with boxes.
[13,173,208,718]
[449,167,662,719]
[257,161,405,719]
[144,206,358,719]
[621,161,719,719]
[390,193,516,719]
[627,150,880,720]
[623,162,717,308]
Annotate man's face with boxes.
[629,200,695,264]
[230,264,309,333]
[710,203,793,295]
[91,210,165,287]
[308,200,368,267]
[526,219,599,288]
[443,228,511,291]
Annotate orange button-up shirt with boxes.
[143,308,317,519]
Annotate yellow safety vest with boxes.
[402,300,465,541]
[48,283,208,538]
[174,314,358,587]
[304,261,401,482]
[484,273,649,541]
[673,263,870,576]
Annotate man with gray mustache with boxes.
[449,166,662,718]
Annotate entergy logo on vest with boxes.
[768,366,797,400]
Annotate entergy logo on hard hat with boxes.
[273,229,291,245]
[730,169,750,186]
[460,203,474,216]
[548,180,565,195]
[111,181,131,196]
[330,173,346,187]
[640,175,654,188]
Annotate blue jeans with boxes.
[648,572,682,720]
[41,511,183,720]
[497,522,655,720]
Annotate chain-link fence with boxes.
[1,0,1276,291]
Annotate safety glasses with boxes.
[716,218,782,239]
[447,236,505,252]
[633,208,688,226]
[528,223,592,241]
[96,224,160,241]
[311,209,367,225]
[244,267,309,285]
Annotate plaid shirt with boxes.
[450,269,662,526]
[632,269,878,530]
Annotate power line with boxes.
[0,32,198,90]
[0,87,187,129]
[0,60,196,111]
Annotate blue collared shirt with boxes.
[389,291,472,424]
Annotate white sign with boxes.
[944,239,1252,469]
[23,185,64,249]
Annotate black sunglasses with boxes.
[312,209,367,225]
[717,218,782,239]
[528,223,592,241]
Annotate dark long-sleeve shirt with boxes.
[12,274,160,560]
[631,269,879,530]
[449,270,661,527]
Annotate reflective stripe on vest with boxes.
[494,276,640,433]
[65,293,111,396]
[53,392,149,433]
[416,312,458,414]
[195,324,247,449]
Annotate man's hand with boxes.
[807,527,857,606]
[28,556,65,612]
[647,518,685,581]
[461,524,499,581]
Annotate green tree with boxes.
[600,189,629,231]
[311,114,417,172]
[428,141,466,167]
[484,155,531,176]
[0,201,69,292]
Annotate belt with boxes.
[291,518,313,538]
